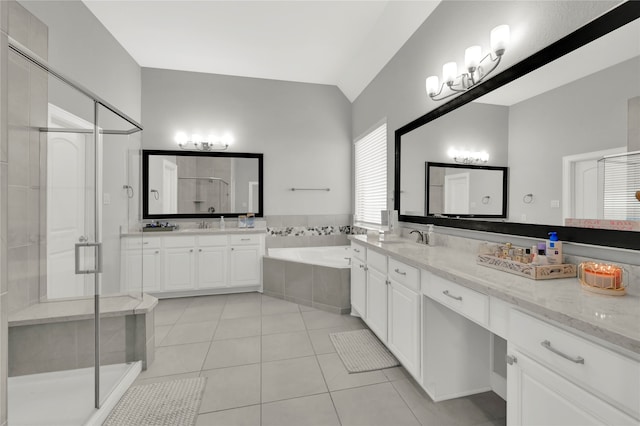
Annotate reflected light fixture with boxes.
[448,148,489,164]
[426,24,510,101]
[175,131,232,151]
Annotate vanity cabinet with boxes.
[228,234,262,287]
[122,238,162,293]
[350,243,367,318]
[507,310,640,425]
[121,232,264,295]
[350,242,421,379]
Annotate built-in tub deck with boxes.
[8,294,157,376]
[263,246,351,314]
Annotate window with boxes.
[354,122,387,225]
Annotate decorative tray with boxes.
[476,254,577,280]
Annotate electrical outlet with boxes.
[550,200,560,208]
[521,214,527,222]
[103,193,111,205]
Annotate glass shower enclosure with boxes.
[7,39,145,424]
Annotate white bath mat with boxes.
[103,377,206,426]
[330,329,399,373]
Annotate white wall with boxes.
[352,0,619,209]
[19,0,141,122]
[141,67,352,216]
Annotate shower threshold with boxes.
[8,361,141,426]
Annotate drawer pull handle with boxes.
[442,290,462,301]
[541,340,585,364]
[241,238,250,241]
[354,249,360,253]
[394,268,406,276]
[359,264,364,269]
[143,242,149,245]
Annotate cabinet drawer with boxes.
[123,237,161,250]
[198,235,228,247]
[367,249,387,274]
[351,243,366,262]
[163,236,196,248]
[424,271,488,327]
[509,309,640,418]
[229,234,262,245]
[388,258,419,292]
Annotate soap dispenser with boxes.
[546,232,562,264]
[220,216,225,230]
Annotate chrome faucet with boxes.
[199,220,209,229]
[409,229,424,243]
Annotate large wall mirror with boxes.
[395,2,640,250]
[143,150,263,219]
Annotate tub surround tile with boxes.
[284,262,313,303]
[312,266,350,310]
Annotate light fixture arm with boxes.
[429,53,503,101]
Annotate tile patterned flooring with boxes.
[136,293,506,426]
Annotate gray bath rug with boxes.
[330,329,399,373]
[104,377,206,426]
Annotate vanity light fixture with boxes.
[426,24,510,101]
[448,148,489,164]
[175,132,233,151]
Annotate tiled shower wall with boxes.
[1,2,48,423]
[264,214,354,249]
[6,2,47,313]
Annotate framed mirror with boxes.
[142,150,263,219]
[395,2,640,250]
[425,162,507,218]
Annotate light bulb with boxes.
[491,24,510,56]
[175,132,188,146]
[221,133,234,146]
[442,62,458,84]
[426,76,439,96]
[464,46,482,71]
[479,151,490,162]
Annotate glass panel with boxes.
[96,103,143,406]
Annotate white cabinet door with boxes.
[350,259,367,318]
[366,267,388,343]
[122,248,162,293]
[388,280,420,378]
[197,246,227,289]
[507,348,638,426]
[229,245,260,287]
[164,247,195,291]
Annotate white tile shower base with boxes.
[8,362,141,426]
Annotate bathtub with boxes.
[267,246,351,268]
[263,246,351,314]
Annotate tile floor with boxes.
[136,293,506,426]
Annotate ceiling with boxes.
[82,0,440,102]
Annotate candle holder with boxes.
[578,261,626,296]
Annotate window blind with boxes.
[354,123,387,225]
[599,151,640,221]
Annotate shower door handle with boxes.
[75,242,103,274]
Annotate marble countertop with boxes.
[122,228,267,237]
[350,235,640,357]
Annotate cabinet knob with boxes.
[190,249,194,252]
[199,249,202,252]
[231,247,234,251]
[155,250,159,254]
[359,264,364,269]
